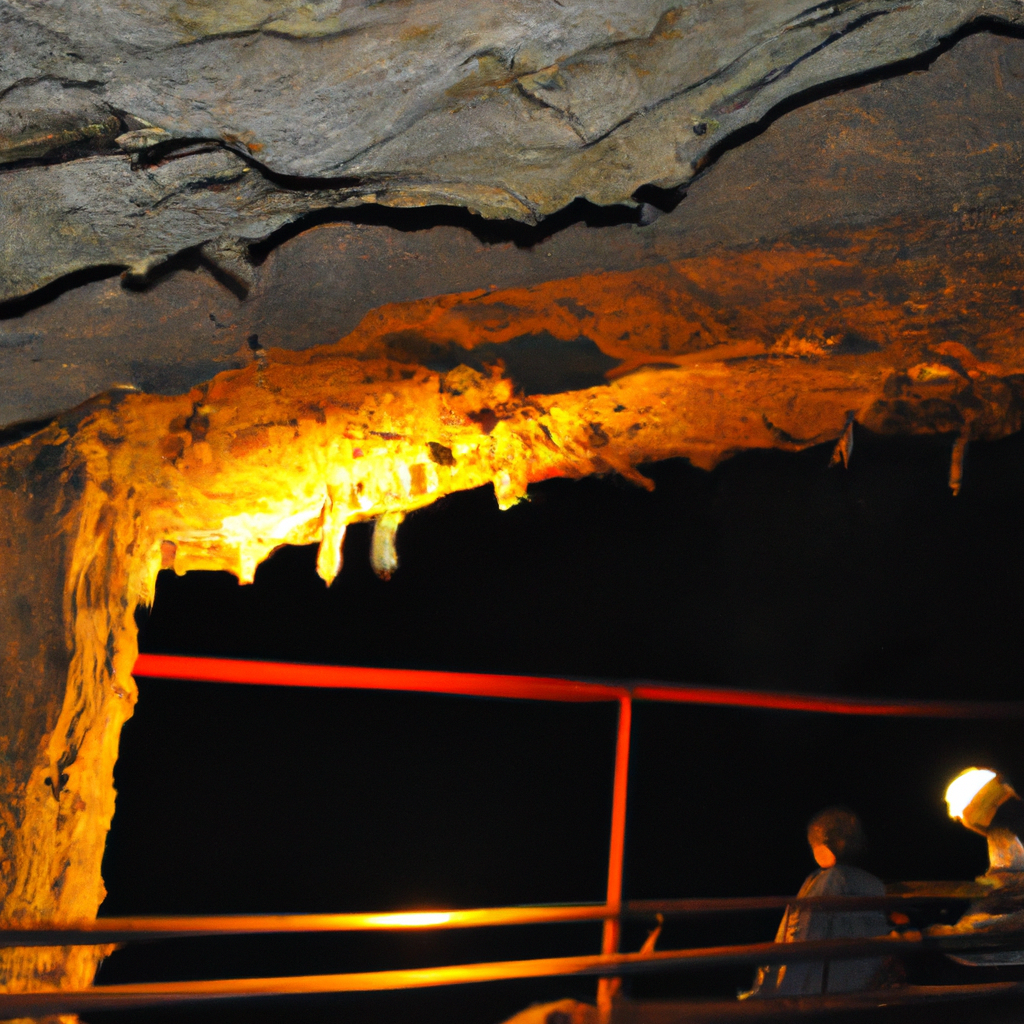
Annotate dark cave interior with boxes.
[92,428,1024,1024]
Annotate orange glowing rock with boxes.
[3,237,1024,998]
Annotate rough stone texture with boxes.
[2,1,1024,300]
[3,29,1024,429]
[0,147,364,304]
[5,196,1024,995]
[3,3,1024,1012]
[0,434,126,1014]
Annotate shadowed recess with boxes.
[383,329,623,396]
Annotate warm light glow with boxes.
[364,912,453,928]
[811,843,837,869]
[945,768,996,820]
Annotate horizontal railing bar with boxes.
[0,906,609,946]
[0,886,996,947]
[1,931,1022,1016]
[5,985,1024,1021]
[880,880,993,898]
[628,890,990,916]
[630,683,1024,718]
[133,654,1024,718]
[132,655,628,703]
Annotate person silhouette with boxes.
[931,767,1024,966]
[743,807,890,997]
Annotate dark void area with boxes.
[96,428,1024,1024]
[383,328,622,395]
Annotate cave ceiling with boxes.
[4,10,1024,998]
[2,0,1019,254]
[0,7,1023,443]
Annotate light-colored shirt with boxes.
[749,863,889,997]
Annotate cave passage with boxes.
[94,432,1024,1024]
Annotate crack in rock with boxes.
[1,0,1022,301]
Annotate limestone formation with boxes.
[3,0,1024,300]
[3,1,1024,1013]
[5,218,1024,999]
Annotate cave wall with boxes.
[2,2,1024,1008]
[3,0,1022,306]
[0,440,126,1004]
[4,30,1024,430]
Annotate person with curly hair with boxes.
[743,807,890,998]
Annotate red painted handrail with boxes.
[134,654,1024,717]
[132,654,628,702]
[124,652,1024,1011]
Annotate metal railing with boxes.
[4,655,1024,1018]
[0,887,1000,948]
[2,925,1024,1017]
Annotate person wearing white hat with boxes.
[930,767,1024,965]
[944,767,1024,871]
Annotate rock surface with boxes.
[2,0,1023,300]
[4,202,1024,991]
[3,28,1024,430]
[3,3,1024,1007]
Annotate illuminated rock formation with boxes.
[3,3,1024,1010]
[5,225,1024,998]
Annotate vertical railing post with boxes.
[597,692,632,1018]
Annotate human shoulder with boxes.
[831,864,885,896]
[795,868,830,896]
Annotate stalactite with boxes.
[370,514,404,581]
[2,237,1024,1003]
